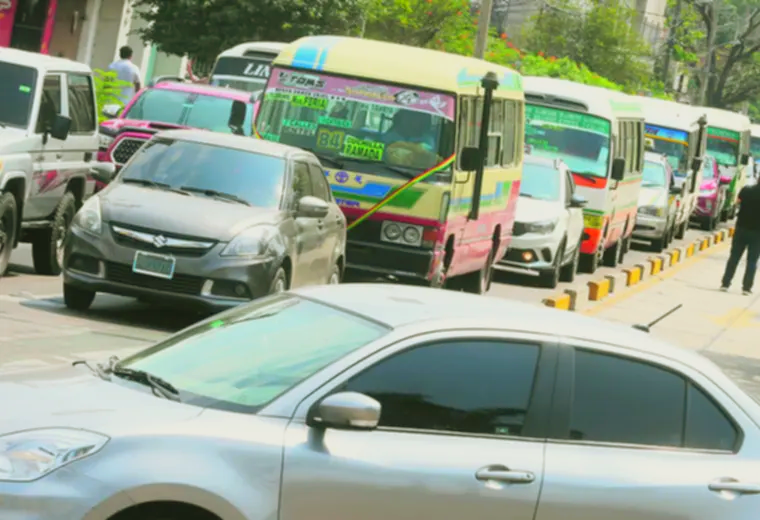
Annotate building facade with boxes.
[0,0,184,81]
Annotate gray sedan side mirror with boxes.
[297,195,329,219]
[89,162,117,184]
[307,391,381,430]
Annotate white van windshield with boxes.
[525,104,611,178]
[0,62,37,129]
[707,127,741,167]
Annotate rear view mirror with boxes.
[307,391,381,430]
[297,195,329,219]
[611,157,625,181]
[740,153,750,166]
[569,194,587,208]
[102,104,121,119]
[89,162,117,184]
[228,100,247,135]
[49,114,71,141]
[691,157,703,172]
[460,147,480,171]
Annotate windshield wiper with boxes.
[72,359,111,381]
[570,171,600,184]
[313,153,344,169]
[180,186,251,206]
[122,178,190,195]
[110,366,181,401]
[341,157,418,180]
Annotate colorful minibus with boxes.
[255,36,525,293]
[751,124,760,178]
[638,96,706,239]
[523,77,645,273]
[209,42,288,94]
[700,106,751,221]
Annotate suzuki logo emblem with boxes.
[153,235,168,248]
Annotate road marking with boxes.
[710,308,760,328]
[582,240,729,316]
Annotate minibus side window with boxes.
[502,100,519,167]
[485,99,504,167]
[457,97,473,169]
[636,121,645,172]
[623,121,635,175]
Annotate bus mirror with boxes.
[460,147,480,171]
[455,170,471,184]
[228,100,247,135]
[740,153,750,166]
[691,157,702,172]
[611,157,625,181]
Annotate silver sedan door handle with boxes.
[475,465,535,484]
[709,478,760,495]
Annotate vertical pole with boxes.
[474,0,495,59]
[469,72,499,221]
[699,0,717,105]
[662,0,681,90]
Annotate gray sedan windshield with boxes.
[120,139,286,207]
[118,294,389,412]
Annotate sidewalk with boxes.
[585,240,760,396]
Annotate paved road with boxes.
[0,222,743,384]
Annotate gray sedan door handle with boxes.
[475,465,535,484]
[709,478,760,495]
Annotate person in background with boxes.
[720,179,760,295]
[109,46,142,105]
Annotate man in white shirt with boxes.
[109,46,142,105]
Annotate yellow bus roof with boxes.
[272,36,524,98]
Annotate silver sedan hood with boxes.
[0,365,201,435]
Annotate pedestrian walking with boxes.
[108,46,142,105]
[720,181,760,295]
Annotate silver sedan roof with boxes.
[153,129,308,159]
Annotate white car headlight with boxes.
[638,205,665,217]
[72,195,102,235]
[0,428,109,482]
[221,226,276,257]
[524,219,557,234]
[98,134,114,149]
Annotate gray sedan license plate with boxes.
[132,251,176,279]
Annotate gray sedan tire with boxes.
[269,267,288,294]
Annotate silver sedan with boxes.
[1,284,759,520]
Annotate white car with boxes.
[498,156,586,288]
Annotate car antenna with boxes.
[632,304,683,333]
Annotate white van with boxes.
[638,96,706,239]
[524,77,645,274]
[0,48,101,277]
[209,42,288,94]
[699,106,751,221]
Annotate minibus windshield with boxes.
[707,127,740,167]
[255,67,455,183]
[645,124,688,174]
[525,104,611,178]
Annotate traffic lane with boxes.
[487,224,731,303]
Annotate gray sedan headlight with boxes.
[523,219,557,234]
[0,428,109,482]
[72,196,103,235]
[221,226,276,257]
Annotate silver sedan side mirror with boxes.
[308,391,381,430]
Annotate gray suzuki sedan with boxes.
[1,284,759,520]
[62,129,346,312]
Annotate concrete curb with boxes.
[541,226,734,312]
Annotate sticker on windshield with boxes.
[283,119,318,136]
[259,132,280,142]
[342,136,385,161]
[278,70,326,90]
[18,85,31,93]
[291,95,328,111]
[265,92,292,102]
[318,116,352,128]
[316,128,345,151]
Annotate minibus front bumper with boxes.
[346,239,441,283]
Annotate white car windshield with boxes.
[642,160,667,187]
[520,162,561,201]
[118,294,389,413]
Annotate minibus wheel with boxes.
[602,239,620,267]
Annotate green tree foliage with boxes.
[361,0,472,46]
[522,0,652,88]
[686,0,760,107]
[134,0,361,73]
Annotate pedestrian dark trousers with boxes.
[721,227,760,291]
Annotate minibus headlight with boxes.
[381,221,423,247]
